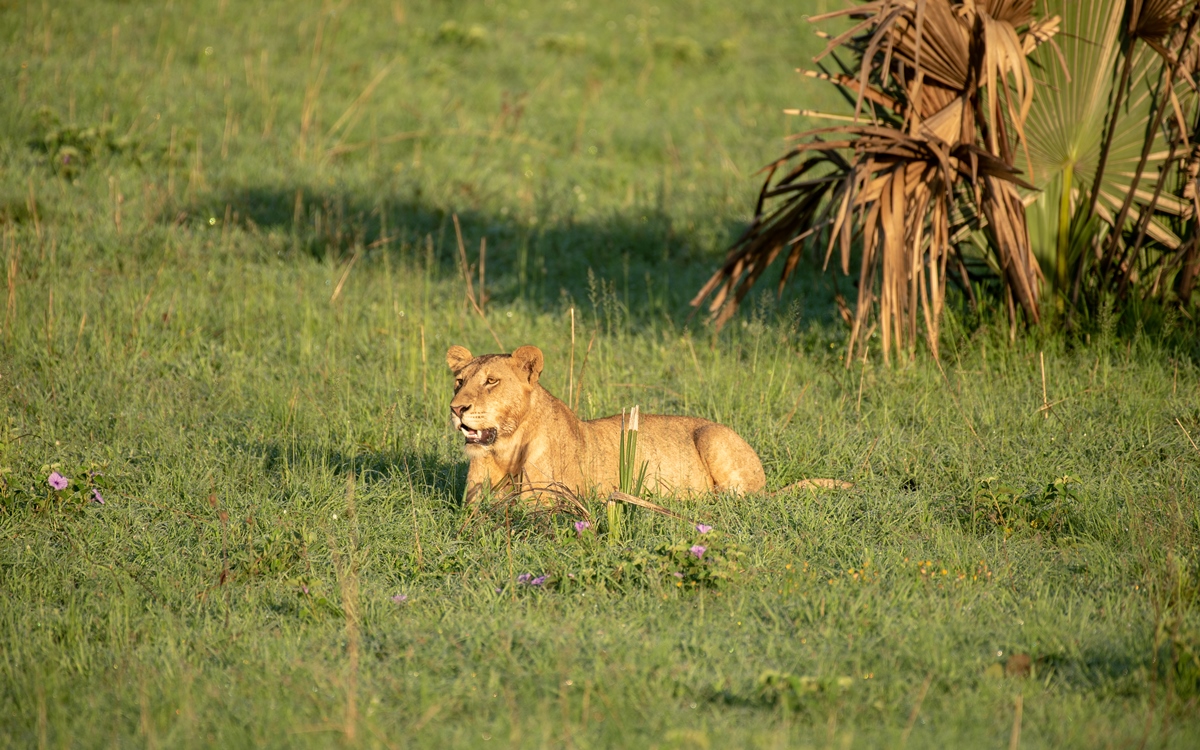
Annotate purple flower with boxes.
[672,571,684,579]
[574,520,591,533]
[90,489,104,505]
[696,524,713,535]
[495,587,503,594]
[690,545,707,559]
[517,573,532,584]
[301,585,310,595]
[48,472,68,491]
[391,594,408,604]
[530,575,546,586]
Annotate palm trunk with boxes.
[1056,165,1074,303]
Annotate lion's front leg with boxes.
[463,456,513,504]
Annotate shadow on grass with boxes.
[189,183,848,335]
[242,437,468,507]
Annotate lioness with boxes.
[447,344,766,501]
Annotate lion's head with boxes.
[445,345,545,451]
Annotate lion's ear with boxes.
[446,345,473,371]
[510,345,544,384]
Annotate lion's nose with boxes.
[451,404,470,418]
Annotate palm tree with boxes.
[694,0,1200,362]
[1022,0,1200,312]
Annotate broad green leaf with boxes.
[1021,0,1193,293]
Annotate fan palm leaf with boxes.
[1021,0,1197,300]
[693,0,1054,362]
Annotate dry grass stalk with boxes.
[297,3,334,160]
[330,472,361,745]
[899,671,934,747]
[573,332,595,413]
[5,228,17,341]
[1009,693,1023,750]
[44,288,53,359]
[458,478,698,535]
[328,246,361,304]
[606,490,692,522]
[1177,417,1200,453]
[459,479,592,535]
[322,60,394,159]
[777,381,812,431]
[568,307,576,408]
[453,213,504,350]
[479,236,487,312]
[73,311,87,357]
[26,176,41,245]
[1040,350,1049,419]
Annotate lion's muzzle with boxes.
[460,426,498,446]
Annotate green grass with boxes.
[3,1,1200,747]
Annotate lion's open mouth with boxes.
[461,426,498,446]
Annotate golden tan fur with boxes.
[446,344,766,501]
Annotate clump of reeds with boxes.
[609,405,648,543]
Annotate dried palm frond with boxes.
[693,0,1057,362]
[1133,0,1190,48]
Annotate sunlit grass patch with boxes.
[0,0,1198,747]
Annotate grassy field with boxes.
[3,0,1200,747]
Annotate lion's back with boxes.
[578,413,763,495]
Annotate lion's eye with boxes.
[485,377,499,386]
[454,379,463,390]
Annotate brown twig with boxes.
[854,435,881,476]
[899,672,933,747]
[573,333,596,412]
[1039,351,1050,419]
[568,308,576,407]
[1009,694,1023,750]
[468,288,505,349]
[329,247,361,304]
[1177,418,1199,453]
[366,233,398,249]
[685,335,704,380]
[856,344,869,413]
[453,213,477,304]
[778,382,812,431]
[608,490,692,522]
